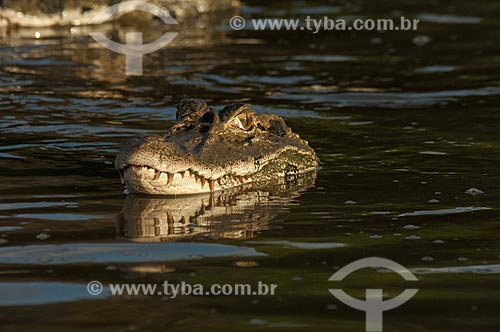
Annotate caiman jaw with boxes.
[119,164,251,195]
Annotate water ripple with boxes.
[0,243,265,265]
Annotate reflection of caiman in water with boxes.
[116,172,316,242]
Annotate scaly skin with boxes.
[115,99,319,195]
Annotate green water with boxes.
[1,0,500,331]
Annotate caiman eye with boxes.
[230,113,254,131]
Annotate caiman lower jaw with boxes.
[119,164,251,195]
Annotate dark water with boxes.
[1,1,500,331]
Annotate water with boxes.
[1,1,500,330]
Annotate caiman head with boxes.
[115,99,319,195]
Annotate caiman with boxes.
[115,99,319,195]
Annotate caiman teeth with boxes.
[167,172,174,185]
[119,169,125,184]
[122,164,253,192]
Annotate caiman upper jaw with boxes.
[115,135,189,174]
[117,163,252,194]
